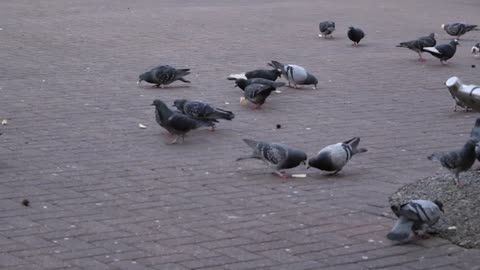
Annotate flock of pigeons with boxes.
[137,21,480,243]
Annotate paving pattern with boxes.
[1,0,480,269]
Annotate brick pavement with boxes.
[1,0,480,269]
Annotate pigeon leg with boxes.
[417,53,426,62]
[454,173,463,187]
[441,60,447,65]
[162,132,173,137]
[179,78,191,83]
[273,171,290,179]
[209,126,216,132]
[167,136,179,145]
[312,85,317,90]
[252,104,262,110]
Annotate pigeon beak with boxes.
[150,103,155,106]
[137,80,141,85]
[234,85,238,88]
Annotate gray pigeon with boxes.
[236,139,307,178]
[470,118,480,161]
[227,69,282,81]
[471,43,480,56]
[242,83,276,109]
[138,65,190,88]
[422,39,460,64]
[307,137,367,174]
[387,200,444,242]
[234,78,285,90]
[442,23,478,39]
[396,33,437,62]
[347,26,365,45]
[173,99,234,130]
[428,139,478,187]
[269,60,318,89]
[151,99,213,144]
[319,21,335,38]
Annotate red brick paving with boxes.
[1,0,480,269]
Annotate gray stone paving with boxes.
[1,0,480,269]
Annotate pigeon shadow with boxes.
[139,84,191,90]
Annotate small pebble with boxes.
[276,124,281,129]
[21,199,30,207]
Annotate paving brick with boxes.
[1,0,480,269]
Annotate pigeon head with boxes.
[441,24,448,30]
[452,39,460,46]
[433,200,444,213]
[234,79,248,90]
[348,26,354,30]
[287,150,308,168]
[138,72,148,83]
[151,99,167,108]
[305,74,318,88]
[173,99,188,111]
[429,33,437,39]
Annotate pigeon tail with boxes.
[465,24,478,31]
[211,108,235,120]
[344,137,367,155]
[174,69,191,81]
[387,216,414,241]
[228,73,247,80]
[269,60,284,71]
[242,138,259,150]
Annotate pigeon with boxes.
[242,83,276,109]
[151,99,213,144]
[236,139,307,178]
[234,78,285,90]
[387,199,444,242]
[396,33,437,62]
[319,21,335,38]
[471,43,480,57]
[428,139,478,187]
[441,23,478,39]
[173,99,234,130]
[422,39,460,64]
[470,118,480,161]
[227,69,282,81]
[138,65,191,88]
[307,137,367,174]
[269,60,318,89]
[347,26,365,45]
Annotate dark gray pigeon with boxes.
[234,78,285,90]
[269,60,318,89]
[471,43,480,56]
[387,199,444,242]
[227,69,282,81]
[236,139,307,178]
[138,65,190,88]
[307,137,367,174]
[428,138,478,187]
[173,99,234,130]
[442,23,478,39]
[151,99,213,144]
[470,118,480,161]
[347,26,365,45]
[319,21,335,38]
[422,39,460,64]
[396,33,437,62]
[242,83,276,109]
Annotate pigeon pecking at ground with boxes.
[319,21,335,38]
[242,83,276,109]
[227,68,282,81]
[347,26,365,46]
[173,99,234,131]
[138,65,191,88]
[269,60,318,89]
[422,39,460,64]
[396,33,437,62]
[387,199,444,242]
[428,138,478,187]
[236,139,307,178]
[307,137,367,174]
[234,78,285,90]
[151,99,213,144]
[470,118,480,161]
[471,43,480,57]
[441,23,478,39]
